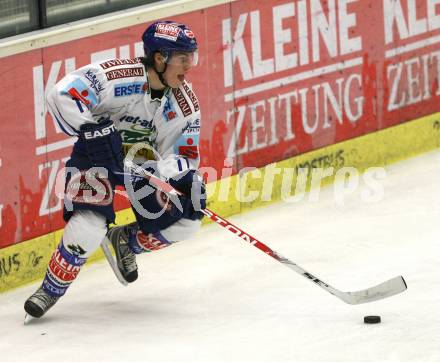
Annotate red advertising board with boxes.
[1,0,440,248]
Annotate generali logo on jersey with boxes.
[105,67,144,81]
[173,88,192,117]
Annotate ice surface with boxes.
[1,150,440,362]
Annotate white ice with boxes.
[1,149,440,362]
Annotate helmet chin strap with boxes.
[154,63,168,88]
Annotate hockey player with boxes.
[24,21,205,320]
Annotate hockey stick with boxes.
[123,160,407,305]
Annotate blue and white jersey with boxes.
[46,57,201,172]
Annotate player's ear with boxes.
[153,52,166,68]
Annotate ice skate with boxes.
[106,223,138,283]
[24,286,60,320]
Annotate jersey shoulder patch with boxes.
[172,81,200,118]
[181,81,200,112]
[99,58,145,81]
[99,57,143,70]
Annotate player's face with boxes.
[163,51,198,88]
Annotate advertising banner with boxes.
[1,0,440,249]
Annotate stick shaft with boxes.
[124,160,407,304]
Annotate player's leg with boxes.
[106,177,174,283]
[24,210,107,318]
[107,169,204,283]
[107,218,201,283]
[24,153,118,318]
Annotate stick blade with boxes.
[340,276,407,305]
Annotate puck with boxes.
[364,315,381,324]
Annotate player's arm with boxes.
[46,65,123,171]
[138,155,206,220]
[158,111,205,218]
[46,64,105,134]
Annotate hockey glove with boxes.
[79,120,124,173]
[168,170,206,220]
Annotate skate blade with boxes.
[24,313,36,325]
[101,238,128,286]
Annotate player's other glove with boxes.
[77,120,124,173]
[169,170,206,220]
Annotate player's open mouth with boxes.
[178,74,185,81]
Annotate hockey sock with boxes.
[42,241,87,297]
[128,230,172,254]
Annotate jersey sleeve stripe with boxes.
[50,103,78,136]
